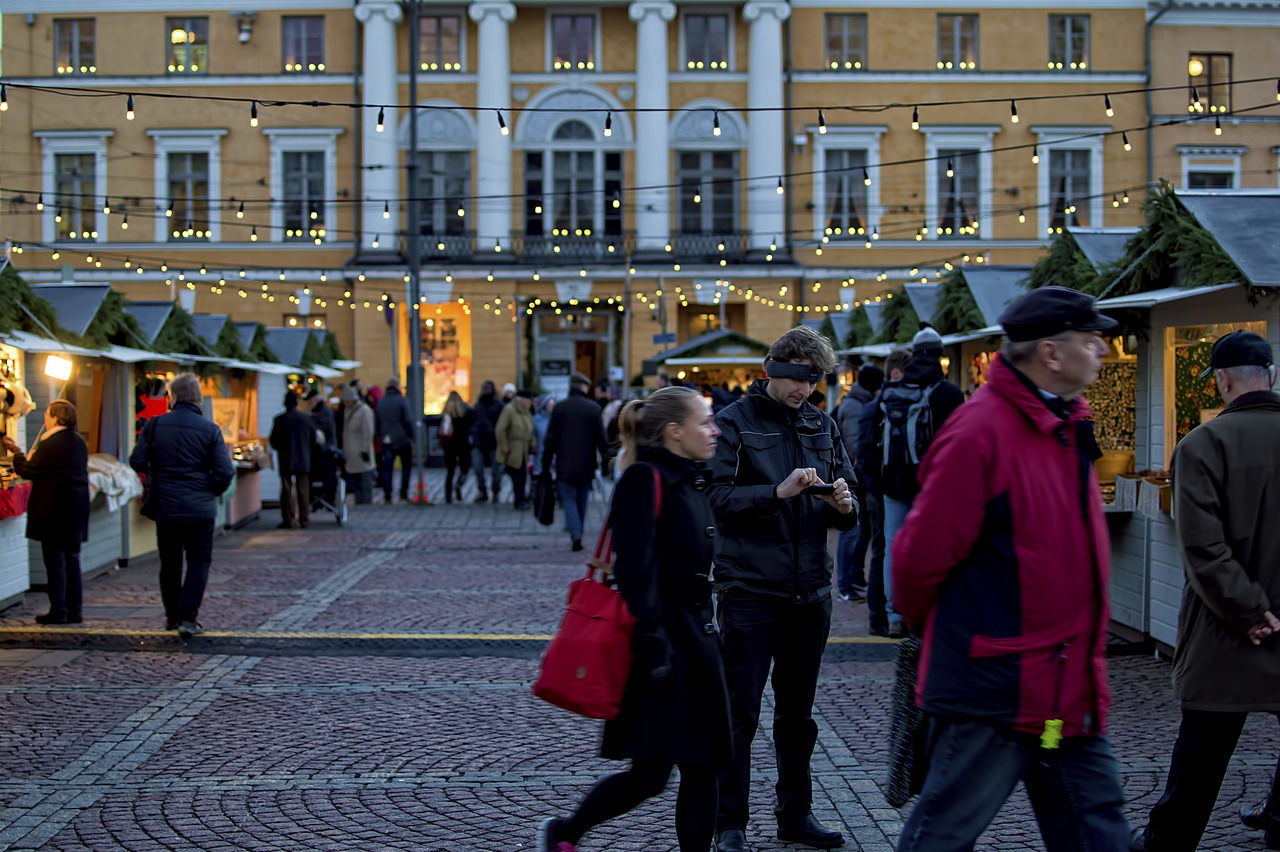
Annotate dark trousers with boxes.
[563,760,717,852]
[899,716,1130,852]
[836,485,871,596]
[1144,709,1280,851]
[507,464,528,507]
[865,490,888,633]
[444,446,470,501]
[280,470,310,527]
[557,478,592,541]
[344,471,373,505]
[156,519,214,624]
[380,444,413,500]
[41,541,82,616]
[716,587,832,829]
[471,447,503,497]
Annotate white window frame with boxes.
[35,130,112,244]
[1177,145,1245,190]
[807,124,886,240]
[679,8,735,72]
[526,119,622,236]
[147,128,227,242]
[417,10,467,73]
[545,9,601,72]
[923,126,998,240]
[1033,127,1106,237]
[265,127,343,243]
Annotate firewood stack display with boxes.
[1089,360,1137,451]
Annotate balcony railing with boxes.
[671,232,749,263]
[409,231,752,265]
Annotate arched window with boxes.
[524,118,623,258]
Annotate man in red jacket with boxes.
[892,286,1130,851]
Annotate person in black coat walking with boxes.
[3,399,90,625]
[541,372,608,551]
[538,386,730,852]
[269,391,317,529]
[374,377,415,503]
[469,380,505,503]
[128,375,235,636]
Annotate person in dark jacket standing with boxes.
[129,374,235,637]
[708,327,857,852]
[269,391,316,529]
[4,399,90,625]
[867,325,965,637]
[892,287,1127,851]
[541,372,608,551]
[537,386,730,852]
[374,377,415,503]
[439,390,473,504]
[469,381,505,503]
[1131,331,1280,852]
[834,364,883,602]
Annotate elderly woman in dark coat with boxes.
[538,385,730,852]
[2,400,90,624]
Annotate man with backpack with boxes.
[868,325,964,637]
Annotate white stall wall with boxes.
[257,373,288,504]
[0,369,30,607]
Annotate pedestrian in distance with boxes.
[707,326,857,852]
[339,385,375,505]
[541,373,609,552]
[469,380,506,503]
[531,395,554,478]
[866,324,964,638]
[3,399,90,625]
[269,390,317,529]
[375,377,415,504]
[892,286,1129,851]
[537,386,730,852]
[834,364,884,603]
[306,388,336,448]
[856,350,911,636]
[439,390,473,504]
[496,389,536,510]
[129,374,234,637]
[1131,330,1280,852]
[502,382,517,405]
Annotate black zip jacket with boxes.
[707,379,859,602]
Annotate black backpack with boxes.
[879,381,940,498]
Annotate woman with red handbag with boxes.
[538,385,730,852]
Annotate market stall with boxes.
[641,329,770,391]
[0,338,34,609]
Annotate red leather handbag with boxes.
[533,466,662,720]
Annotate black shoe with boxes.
[869,625,890,637]
[1242,802,1280,848]
[276,522,293,529]
[165,618,179,631]
[537,817,569,852]
[777,814,844,849]
[888,623,908,639]
[65,612,83,624]
[714,829,753,852]
[35,611,68,625]
[1129,826,1148,852]
[571,538,584,552]
[475,493,489,504]
[177,620,204,638]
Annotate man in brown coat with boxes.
[496,389,536,510]
[1132,331,1280,852]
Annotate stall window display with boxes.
[1172,321,1266,444]
[417,303,472,413]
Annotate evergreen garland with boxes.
[151,305,203,356]
[932,270,986,334]
[214,320,251,361]
[817,316,840,349]
[243,324,278,363]
[1026,232,1108,294]
[872,289,921,345]
[299,333,325,367]
[320,330,345,363]
[1115,180,1244,297]
[844,307,874,348]
[78,289,148,350]
[0,265,60,337]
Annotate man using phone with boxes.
[708,326,858,852]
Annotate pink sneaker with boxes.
[537,817,576,852]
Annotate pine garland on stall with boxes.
[319,330,345,363]
[932,270,986,334]
[78,289,148,350]
[1117,180,1245,297]
[150,305,203,356]
[214,320,251,361]
[872,290,921,345]
[1027,232,1108,295]
[844,307,874,348]
[817,316,841,349]
[0,265,60,337]
[243,323,278,363]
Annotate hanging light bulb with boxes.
[1122,131,1132,151]
[239,267,246,277]
[250,101,258,127]
[911,106,920,131]
[1031,145,1039,164]
[0,84,7,112]
[603,111,612,137]
[713,111,721,136]
[35,193,44,212]
[693,190,702,204]
[818,109,827,134]
[945,159,954,178]
[376,107,385,132]
[372,234,381,248]
[121,212,128,230]
[235,200,244,219]
[250,226,258,241]
[1214,115,1222,135]
[1189,86,1201,113]
[126,94,135,120]
[1104,94,1114,117]
[611,191,620,209]
[1112,194,1120,208]
[165,201,174,217]
[383,201,390,219]
[497,111,508,135]
[102,198,111,215]
[1018,209,1026,224]
[863,167,871,186]
[1009,100,1019,124]
[776,177,784,195]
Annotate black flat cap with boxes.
[999,286,1118,342]
[1199,330,1274,378]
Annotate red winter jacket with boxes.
[891,355,1112,738]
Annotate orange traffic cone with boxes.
[412,471,431,505]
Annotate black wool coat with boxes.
[13,428,90,546]
[269,408,317,474]
[541,389,607,484]
[129,402,235,523]
[601,447,732,766]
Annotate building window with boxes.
[1187,171,1233,189]
[823,149,869,235]
[1048,149,1092,232]
[54,19,96,75]
[282,151,325,241]
[551,14,595,71]
[166,17,209,73]
[417,151,471,237]
[523,122,623,254]
[678,151,738,234]
[937,14,977,70]
[684,13,730,71]
[824,14,866,71]
[1188,53,1231,113]
[935,149,980,237]
[167,152,210,241]
[282,16,325,72]
[1048,14,1089,70]
[419,15,462,71]
[54,154,97,241]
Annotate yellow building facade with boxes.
[1,0,1276,407]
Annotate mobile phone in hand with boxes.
[804,483,835,496]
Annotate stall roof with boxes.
[1069,228,1138,271]
[962,267,1031,327]
[1178,192,1280,287]
[331,359,363,371]
[836,326,1002,358]
[903,284,941,324]
[828,314,853,346]
[646,329,770,366]
[0,329,105,358]
[263,328,313,368]
[123,302,173,346]
[1096,282,1239,309]
[189,314,230,350]
[862,301,887,334]
[27,284,110,338]
[233,321,260,351]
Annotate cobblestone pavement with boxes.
[0,470,1276,851]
